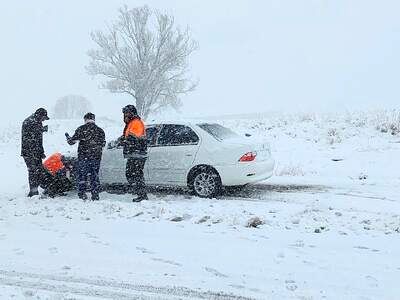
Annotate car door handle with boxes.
[186,154,193,157]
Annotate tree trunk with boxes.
[135,96,147,119]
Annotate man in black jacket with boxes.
[21,108,49,197]
[66,113,106,201]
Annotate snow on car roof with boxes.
[146,119,220,126]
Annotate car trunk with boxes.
[222,137,271,162]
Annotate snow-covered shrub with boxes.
[352,119,367,128]
[246,217,265,228]
[358,173,368,180]
[53,95,92,119]
[298,112,316,122]
[344,111,367,128]
[327,128,342,144]
[374,110,400,135]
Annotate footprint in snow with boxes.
[354,246,369,250]
[229,284,245,290]
[151,257,182,267]
[83,232,98,239]
[204,267,228,278]
[48,247,58,254]
[22,290,35,297]
[91,240,109,246]
[365,275,379,287]
[290,240,305,248]
[13,248,24,255]
[285,280,298,291]
[302,260,314,266]
[58,232,68,238]
[81,232,109,246]
[253,234,269,240]
[136,247,155,255]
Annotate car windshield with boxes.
[198,123,240,141]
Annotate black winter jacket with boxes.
[122,135,147,158]
[119,117,147,158]
[68,122,106,160]
[21,114,46,158]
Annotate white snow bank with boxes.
[0,110,399,299]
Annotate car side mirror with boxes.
[245,133,252,137]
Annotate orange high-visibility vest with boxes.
[43,153,65,175]
[124,118,145,138]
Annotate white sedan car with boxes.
[100,122,275,198]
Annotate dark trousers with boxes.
[77,158,101,195]
[126,158,147,197]
[45,170,73,197]
[23,156,46,191]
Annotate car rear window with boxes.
[198,123,240,141]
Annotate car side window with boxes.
[146,126,159,147]
[157,125,199,146]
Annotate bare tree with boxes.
[86,5,198,118]
[53,95,92,119]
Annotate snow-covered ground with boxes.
[1,111,400,299]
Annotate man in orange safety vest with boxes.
[42,153,75,198]
[118,105,148,202]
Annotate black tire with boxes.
[188,167,222,198]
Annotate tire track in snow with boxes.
[0,270,255,300]
[0,276,154,300]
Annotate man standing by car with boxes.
[119,105,148,202]
[66,113,106,201]
[21,108,50,197]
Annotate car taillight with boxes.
[239,152,257,162]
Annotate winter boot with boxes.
[91,193,100,201]
[78,192,88,201]
[43,189,55,198]
[132,194,148,202]
[27,188,39,198]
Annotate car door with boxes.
[99,140,127,184]
[100,126,161,184]
[147,124,200,185]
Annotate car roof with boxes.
[147,120,217,127]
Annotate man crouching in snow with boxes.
[41,153,76,198]
[65,113,106,201]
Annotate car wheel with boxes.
[189,168,221,198]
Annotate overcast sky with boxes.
[0,0,399,125]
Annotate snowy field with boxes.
[1,111,400,299]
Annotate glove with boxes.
[108,140,118,149]
[43,125,48,133]
[66,133,76,145]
